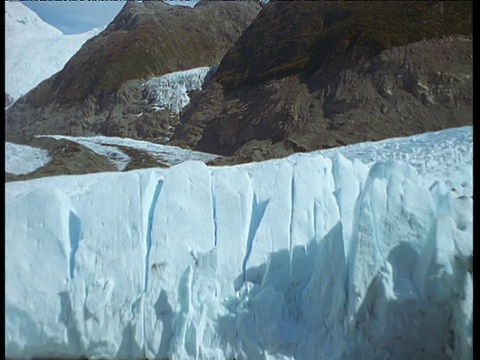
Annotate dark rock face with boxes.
[215,1,472,91]
[5,1,261,139]
[170,1,472,164]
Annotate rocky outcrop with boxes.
[170,1,472,164]
[5,1,261,139]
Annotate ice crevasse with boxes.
[5,152,472,359]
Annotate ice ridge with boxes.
[5,151,472,359]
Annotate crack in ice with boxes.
[241,193,268,286]
[68,211,81,279]
[144,180,163,292]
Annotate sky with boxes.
[20,0,199,35]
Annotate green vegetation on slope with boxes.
[216,1,472,90]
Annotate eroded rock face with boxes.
[170,1,472,165]
[173,36,472,165]
[5,1,261,139]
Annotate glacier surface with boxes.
[5,2,102,104]
[5,127,473,359]
[144,66,218,114]
[5,142,52,175]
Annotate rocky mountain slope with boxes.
[170,1,472,164]
[5,1,472,169]
[5,0,261,140]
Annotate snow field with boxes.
[5,142,52,175]
[5,2,102,104]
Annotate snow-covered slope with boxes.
[5,2,103,104]
[5,142,52,175]
[144,66,218,114]
[5,127,472,359]
[35,135,222,171]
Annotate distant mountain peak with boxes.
[5,1,62,36]
[5,2,102,105]
[5,1,261,138]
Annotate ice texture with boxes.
[143,66,217,114]
[5,142,52,175]
[5,127,472,359]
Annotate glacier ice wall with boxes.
[5,152,472,359]
[144,66,217,114]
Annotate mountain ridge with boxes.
[5,1,261,139]
[170,1,472,164]
[5,0,473,167]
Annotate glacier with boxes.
[144,66,218,114]
[5,127,473,359]
[5,2,102,104]
[5,142,52,175]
